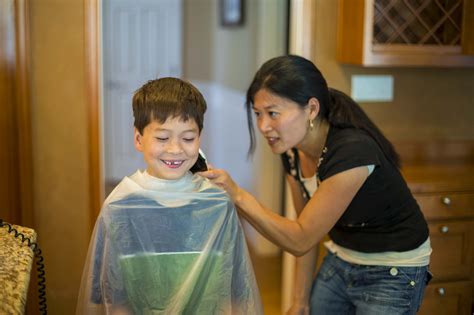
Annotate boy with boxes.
[76,78,262,315]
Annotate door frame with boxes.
[84,0,102,230]
[14,0,34,227]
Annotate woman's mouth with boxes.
[266,137,279,146]
[161,160,184,169]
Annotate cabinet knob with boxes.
[437,287,445,296]
[440,226,449,233]
[441,197,451,205]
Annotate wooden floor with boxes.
[249,251,283,315]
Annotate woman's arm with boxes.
[199,166,369,256]
[287,246,318,315]
[284,175,318,315]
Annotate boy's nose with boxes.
[166,141,183,154]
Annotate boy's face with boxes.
[134,117,201,180]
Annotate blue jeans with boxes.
[310,253,429,315]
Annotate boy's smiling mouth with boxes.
[161,159,185,168]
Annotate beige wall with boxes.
[184,0,259,90]
[313,1,474,141]
[30,1,90,313]
[183,0,214,81]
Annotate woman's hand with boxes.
[198,169,242,202]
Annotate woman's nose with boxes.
[257,116,272,133]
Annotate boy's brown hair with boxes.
[132,77,208,173]
[132,77,207,135]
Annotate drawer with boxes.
[428,221,474,281]
[418,281,472,315]
[414,193,474,220]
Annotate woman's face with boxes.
[253,89,311,154]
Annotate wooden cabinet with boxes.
[337,0,474,66]
[427,220,474,281]
[420,281,472,315]
[402,164,474,315]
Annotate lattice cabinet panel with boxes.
[373,0,463,46]
[337,0,474,66]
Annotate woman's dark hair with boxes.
[133,77,208,173]
[245,55,400,168]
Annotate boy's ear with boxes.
[133,128,143,152]
[307,97,320,120]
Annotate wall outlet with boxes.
[351,75,394,102]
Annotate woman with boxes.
[199,55,431,315]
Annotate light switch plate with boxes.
[351,75,394,102]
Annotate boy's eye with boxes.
[183,138,195,142]
[253,111,260,117]
[155,137,168,141]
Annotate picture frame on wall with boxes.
[220,0,244,27]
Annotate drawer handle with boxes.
[437,287,445,296]
[441,197,451,205]
[440,226,449,233]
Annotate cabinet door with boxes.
[428,221,474,281]
[337,0,474,66]
[418,281,472,315]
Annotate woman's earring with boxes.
[309,119,314,130]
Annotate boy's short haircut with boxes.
[132,77,207,134]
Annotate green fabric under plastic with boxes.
[76,170,263,315]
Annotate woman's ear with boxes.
[307,97,320,120]
[133,128,143,152]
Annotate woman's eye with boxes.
[253,111,260,117]
[269,111,279,118]
[183,138,195,142]
[155,137,168,141]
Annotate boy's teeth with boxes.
[164,160,183,165]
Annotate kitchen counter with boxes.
[0,222,37,314]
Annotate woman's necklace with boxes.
[315,123,330,184]
[316,146,328,185]
[298,122,329,184]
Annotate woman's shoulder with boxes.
[319,127,382,180]
[328,127,374,146]
[325,127,380,158]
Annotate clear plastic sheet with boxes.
[76,171,263,315]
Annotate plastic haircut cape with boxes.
[76,170,263,315]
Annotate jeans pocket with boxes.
[361,266,425,308]
[362,280,412,307]
[414,269,431,312]
[425,270,433,285]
